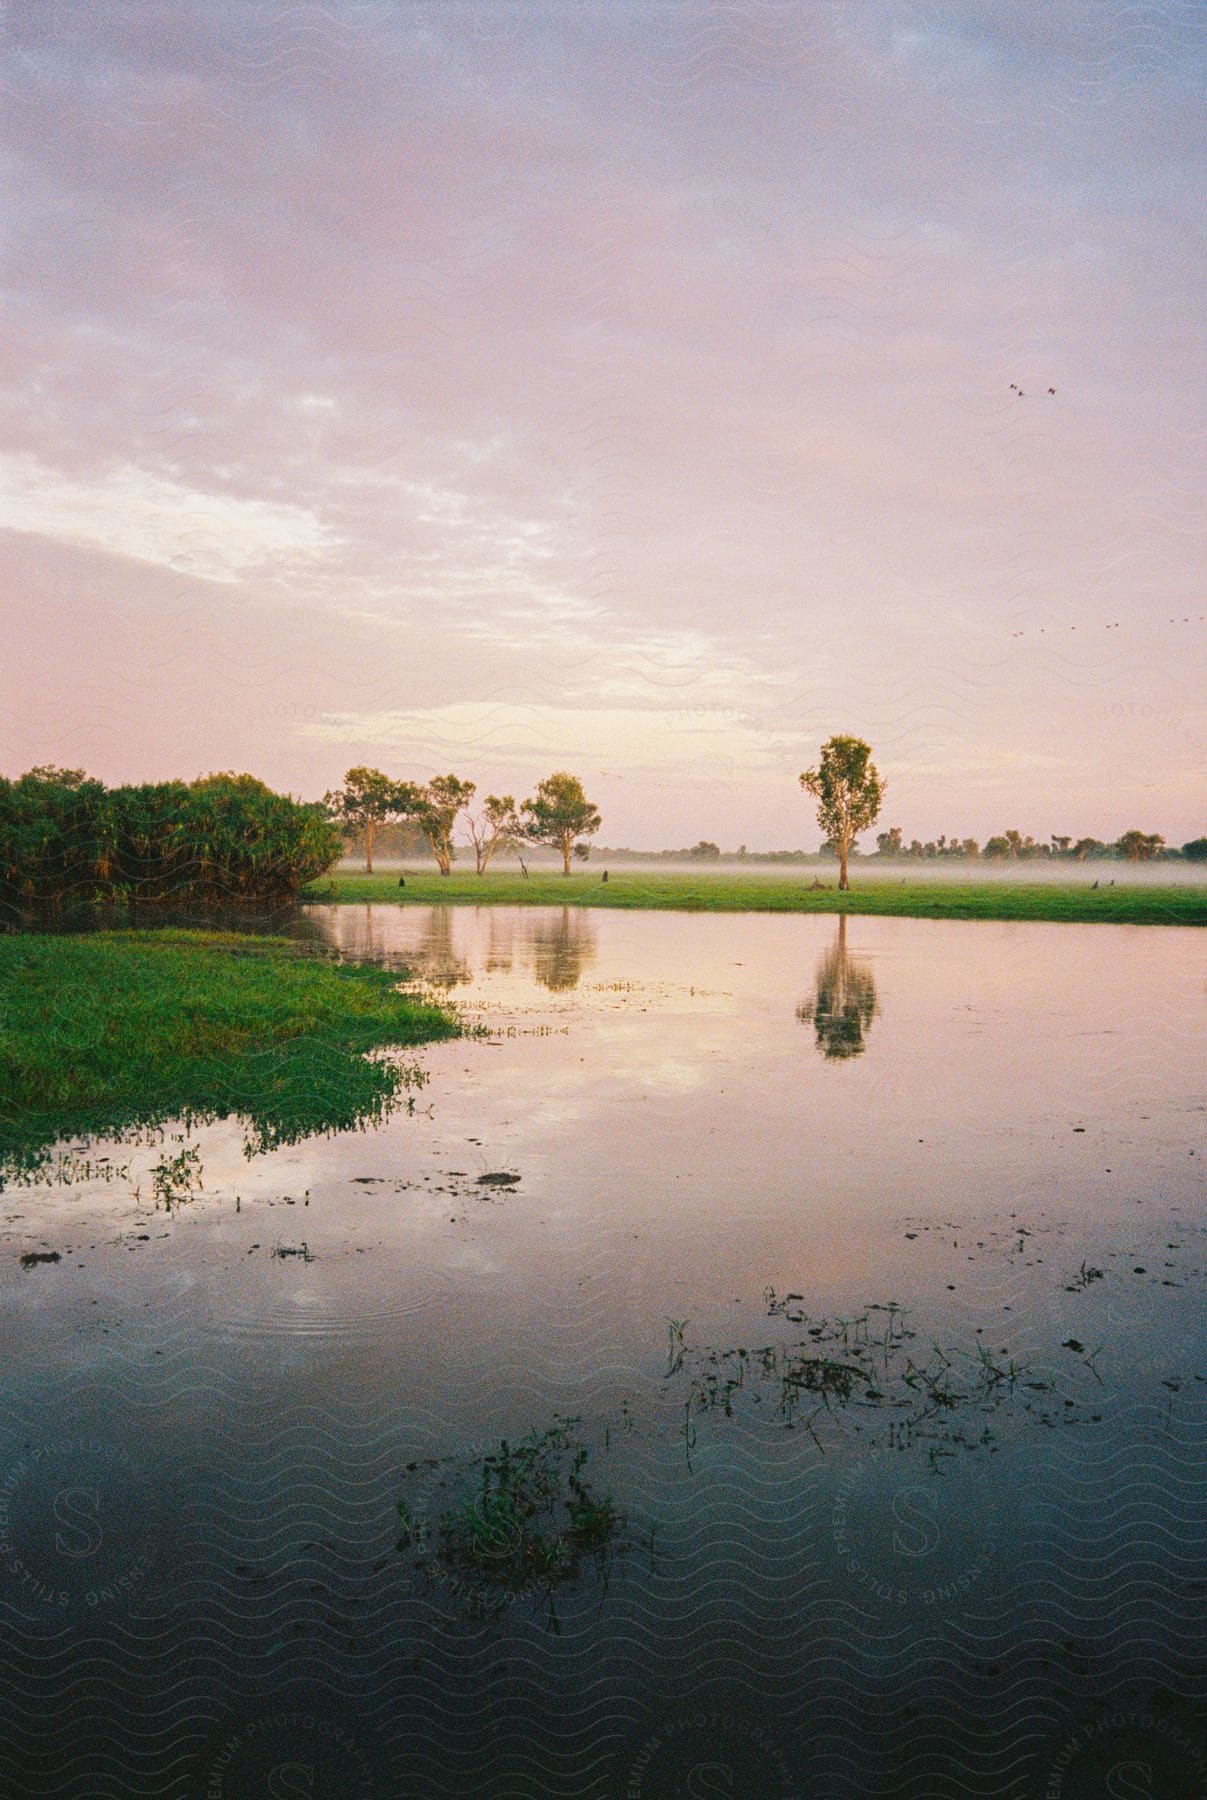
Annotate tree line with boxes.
[868,826,1200,863]
[325,768,601,876]
[2,749,1199,917]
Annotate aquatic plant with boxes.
[150,1142,203,1209]
[669,1298,1103,1465]
[396,1416,624,1623]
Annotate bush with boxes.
[0,768,341,918]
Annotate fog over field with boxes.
[343,853,1205,886]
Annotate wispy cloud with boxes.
[0,455,337,583]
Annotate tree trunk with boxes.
[562,839,571,875]
[839,838,849,891]
[365,820,375,875]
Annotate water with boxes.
[2,905,1204,1796]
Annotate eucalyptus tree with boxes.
[520,773,602,875]
[799,736,884,892]
[324,767,417,874]
[466,794,520,875]
[414,775,477,876]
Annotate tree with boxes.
[414,775,476,876]
[466,794,519,875]
[519,773,602,875]
[324,767,416,874]
[799,735,884,892]
[1115,828,1164,862]
[876,827,903,856]
[1072,837,1109,861]
[1183,837,1207,862]
[688,840,722,860]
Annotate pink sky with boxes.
[1,2,1203,847]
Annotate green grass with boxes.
[304,867,1207,927]
[0,928,458,1176]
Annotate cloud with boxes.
[0,454,337,583]
[303,700,798,783]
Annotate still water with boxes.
[2,906,1204,1797]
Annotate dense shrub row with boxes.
[0,768,340,917]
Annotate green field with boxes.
[0,929,458,1175]
[304,867,1207,927]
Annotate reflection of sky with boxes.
[3,8,1204,843]
[5,907,1201,1383]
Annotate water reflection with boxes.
[318,905,598,995]
[530,906,597,992]
[414,905,473,989]
[797,915,878,1059]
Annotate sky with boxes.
[1,1,1203,848]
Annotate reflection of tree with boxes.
[797,916,878,1059]
[530,907,597,992]
[484,910,516,976]
[414,906,472,990]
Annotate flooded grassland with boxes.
[1,906,1204,1797]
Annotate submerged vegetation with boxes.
[669,1295,1104,1466]
[0,930,458,1177]
[306,866,1207,926]
[395,1417,625,1623]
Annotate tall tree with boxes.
[414,775,476,876]
[324,767,417,874]
[520,772,602,875]
[799,736,884,892]
[466,794,519,875]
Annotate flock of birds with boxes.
[1009,615,1202,640]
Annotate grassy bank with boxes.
[0,929,458,1175]
[304,868,1207,927]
